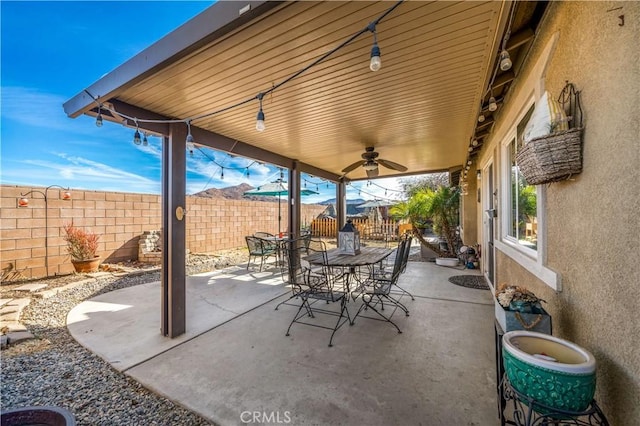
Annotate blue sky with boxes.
[0,1,405,204]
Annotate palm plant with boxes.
[390,185,460,257]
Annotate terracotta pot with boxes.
[71,256,100,273]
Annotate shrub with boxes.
[63,223,100,261]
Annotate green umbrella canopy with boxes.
[243,180,318,234]
[243,180,318,197]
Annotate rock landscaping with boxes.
[0,249,248,425]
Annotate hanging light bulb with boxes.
[133,122,141,145]
[95,107,103,127]
[370,42,381,72]
[220,168,224,180]
[246,169,250,178]
[489,96,498,112]
[142,133,148,146]
[478,114,485,123]
[472,139,479,147]
[500,49,512,71]
[255,94,266,132]
[468,146,474,152]
[368,23,381,71]
[185,121,195,156]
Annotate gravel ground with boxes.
[0,250,250,425]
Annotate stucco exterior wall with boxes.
[479,2,639,423]
[0,185,326,280]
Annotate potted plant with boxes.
[390,184,461,264]
[494,284,551,334]
[63,223,101,273]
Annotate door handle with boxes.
[485,209,497,218]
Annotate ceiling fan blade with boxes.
[342,160,365,174]
[378,158,408,172]
[366,167,379,178]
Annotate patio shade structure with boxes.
[244,180,318,235]
[62,0,545,338]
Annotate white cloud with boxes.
[1,87,72,131]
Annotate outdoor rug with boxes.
[448,275,489,290]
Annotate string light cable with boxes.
[83,0,405,146]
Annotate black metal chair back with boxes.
[283,238,352,347]
[244,235,277,271]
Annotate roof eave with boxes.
[63,1,283,119]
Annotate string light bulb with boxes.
[142,133,148,146]
[488,96,498,112]
[255,93,266,132]
[95,107,103,127]
[499,50,512,71]
[220,168,224,180]
[472,139,479,147]
[369,26,381,72]
[185,121,195,156]
[133,122,141,145]
[478,114,485,123]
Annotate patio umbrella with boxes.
[243,179,318,234]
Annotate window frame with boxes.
[495,96,559,290]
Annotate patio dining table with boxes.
[306,247,393,294]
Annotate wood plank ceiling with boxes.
[113,1,509,180]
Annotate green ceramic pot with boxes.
[502,331,596,412]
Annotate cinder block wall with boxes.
[0,185,325,280]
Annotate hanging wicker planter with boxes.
[517,82,584,185]
[516,127,583,185]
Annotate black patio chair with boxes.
[274,237,310,311]
[368,234,414,301]
[245,235,278,271]
[284,239,352,347]
[353,237,410,333]
[395,235,415,300]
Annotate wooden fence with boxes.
[310,217,400,240]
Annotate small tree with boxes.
[63,223,100,261]
[390,185,460,257]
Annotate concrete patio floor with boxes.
[68,259,498,425]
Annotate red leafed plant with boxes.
[63,223,100,261]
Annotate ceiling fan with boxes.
[341,147,407,178]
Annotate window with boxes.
[507,105,537,250]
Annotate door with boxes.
[483,162,496,286]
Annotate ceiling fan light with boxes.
[363,160,378,171]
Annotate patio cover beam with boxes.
[100,100,341,183]
[161,124,187,337]
[288,164,301,240]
